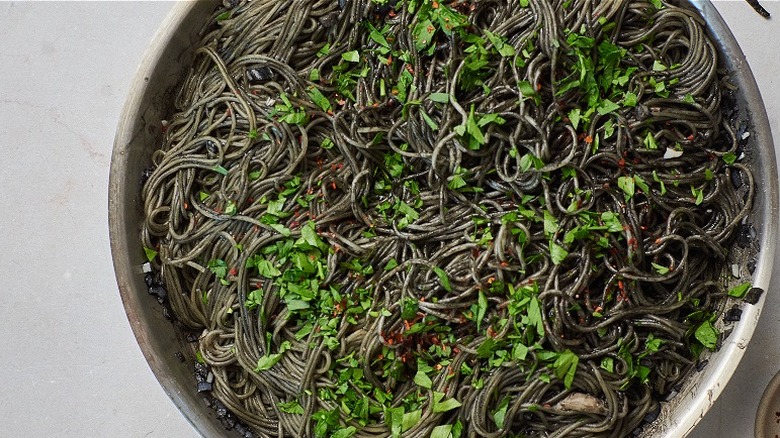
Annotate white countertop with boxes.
[0,1,777,437]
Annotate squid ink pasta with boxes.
[140,0,755,436]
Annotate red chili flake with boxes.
[229,268,238,276]
[388,9,396,17]
[330,181,337,190]
[183,202,189,210]
[687,134,695,141]
[584,135,593,144]
[618,158,626,167]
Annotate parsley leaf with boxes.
[402,410,421,433]
[432,266,452,292]
[651,262,670,275]
[543,210,559,236]
[553,350,579,389]
[617,175,635,201]
[569,108,582,130]
[428,92,450,103]
[477,290,488,331]
[550,241,568,264]
[277,400,304,415]
[728,282,752,298]
[307,86,332,112]
[414,370,432,389]
[332,427,357,438]
[596,99,620,115]
[342,50,360,63]
[432,392,462,413]
[430,425,452,438]
[694,320,718,350]
[255,352,283,372]
[143,246,158,262]
[493,396,511,428]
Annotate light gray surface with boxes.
[0,1,776,437]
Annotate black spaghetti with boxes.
[140,0,755,436]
